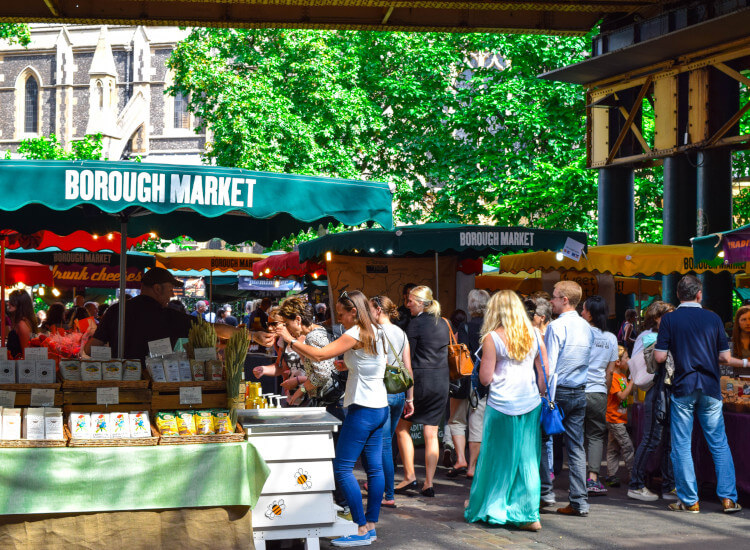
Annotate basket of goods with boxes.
[0,407,67,447]
[721,376,750,413]
[155,409,245,444]
[65,410,159,446]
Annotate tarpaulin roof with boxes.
[299,224,587,262]
[500,243,747,276]
[0,160,394,245]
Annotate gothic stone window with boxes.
[174,91,189,129]
[24,76,39,133]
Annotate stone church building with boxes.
[0,24,208,164]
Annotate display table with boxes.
[631,402,750,497]
[0,441,269,515]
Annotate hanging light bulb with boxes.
[107,233,114,240]
[52,288,61,297]
[149,232,157,239]
[718,250,726,258]
[92,234,99,239]
[325,251,332,262]
[313,273,318,279]
[273,278,280,288]
[17,282,26,290]
[555,252,564,262]
[38,287,45,296]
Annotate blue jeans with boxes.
[540,433,555,503]
[333,404,389,526]
[629,374,673,492]
[555,387,589,513]
[670,390,737,505]
[383,393,406,500]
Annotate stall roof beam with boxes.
[0,1,662,35]
[542,6,750,84]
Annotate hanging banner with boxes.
[52,264,143,288]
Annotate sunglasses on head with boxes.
[339,290,358,311]
[371,296,383,309]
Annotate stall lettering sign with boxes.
[459,231,535,248]
[209,257,255,269]
[65,170,256,208]
[682,257,744,271]
[52,265,143,285]
[53,252,112,264]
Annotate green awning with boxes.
[693,222,750,265]
[299,223,587,262]
[0,160,393,245]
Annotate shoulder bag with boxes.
[382,331,413,394]
[535,331,565,436]
[443,318,473,380]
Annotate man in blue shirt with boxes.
[544,280,593,517]
[654,274,740,514]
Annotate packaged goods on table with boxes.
[0,406,64,441]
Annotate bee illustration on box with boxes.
[95,416,108,433]
[265,499,286,520]
[114,414,126,432]
[294,468,312,490]
[134,416,146,432]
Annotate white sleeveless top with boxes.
[487,329,542,416]
[342,325,388,408]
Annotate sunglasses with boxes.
[267,321,283,328]
[371,296,383,309]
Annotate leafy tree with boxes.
[0,24,30,47]
[9,133,104,160]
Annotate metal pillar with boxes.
[696,68,738,322]
[662,155,697,306]
[597,167,635,245]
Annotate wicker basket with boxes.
[64,424,160,447]
[58,372,149,390]
[157,422,245,445]
[0,437,67,448]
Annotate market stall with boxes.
[299,223,587,315]
[0,159,394,545]
[475,270,663,297]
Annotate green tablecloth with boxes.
[0,441,269,515]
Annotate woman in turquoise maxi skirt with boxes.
[464,290,548,531]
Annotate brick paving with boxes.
[268,447,748,550]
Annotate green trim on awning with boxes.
[299,224,587,262]
[0,160,393,245]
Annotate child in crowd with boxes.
[605,346,635,486]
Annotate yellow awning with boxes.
[476,271,662,297]
[154,250,266,273]
[499,243,748,276]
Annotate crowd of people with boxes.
[4,271,746,543]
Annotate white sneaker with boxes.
[628,487,659,501]
[662,489,679,501]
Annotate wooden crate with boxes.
[60,375,151,416]
[0,383,63,407]
[147,372,228,411]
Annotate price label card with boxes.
[194,347,217,361]
[0,347,7,359]
[30,388,55,407]
[96,387,120,405]
[148,338,173,357]
[24,348,49,360]
[179,386,203,405]
[90,346,112,361]
[0,390,15,408]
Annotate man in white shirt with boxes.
[544,280,593,517]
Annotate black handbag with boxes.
[383,332,413,394]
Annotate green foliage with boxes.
[15,133,104,160]
[167,29,668,245]
[0,24,30,47]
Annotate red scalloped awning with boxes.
[457,258,483,275]
[1,230,152,252]
[3,258,53,286]
[252,251,326,279]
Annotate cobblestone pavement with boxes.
[270,448,748,550]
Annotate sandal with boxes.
[446,466,467,478]
[381,500,397,508]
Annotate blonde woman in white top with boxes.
[277,290,387,548]
[464,290,549,532]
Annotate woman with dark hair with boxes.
[277,290,388,547]
[627,300,676,501]
[369,295,414,508]
[7,290,38,358]
[731,305,750,359]
[40,302,66,335]
[272,296,335,406]
[581,295,619,495]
